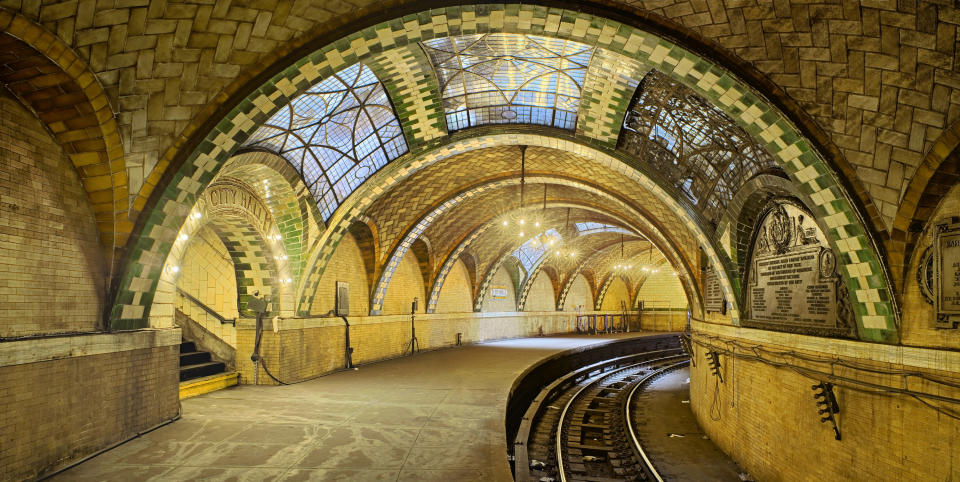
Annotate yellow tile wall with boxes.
[310,232,370,316]
[564,274,593,312]
[381,250,425,315]
[0,90,105,337]
[689,328,960,481]
[525,272,557,311]
[481,264,517,312]
[435,259,473,313]
[637,270,688,310]
[600,277,631,311]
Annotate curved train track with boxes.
[513,349,689,482]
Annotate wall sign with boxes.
[935,218,960,328]
[704,267,725,314]
[490,286,509,299]
[745,201,854,337]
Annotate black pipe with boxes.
[341,316,354,369]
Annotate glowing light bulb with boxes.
[519,232,524,237]
[569,251,575,257]
[549,239,555,246]
[534,221,540,227]
[169,266,179,273]
[191,212,201,219]
[178,234,188,241]
[555,251,561,256]
[519,219,525,225]
[503,220,508,226]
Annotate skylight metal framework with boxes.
[513,228,561,276]
[422,33,594,131]
[246,64,407,221]
[574,222,633,236]
[619,71,779,225]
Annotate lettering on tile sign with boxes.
[206,182,272,232]
[745,201,853,337]
[935,218,960,329]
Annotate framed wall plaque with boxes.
[935,218,960,328]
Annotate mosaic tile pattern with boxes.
[363,145,701,286]
[111,5,896,341]
[577,48,651,145]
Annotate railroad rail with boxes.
[513,347,688,481]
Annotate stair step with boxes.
[179,351,211,366]
[180,372,239,400]
[180,341,197,353]
[179,361,226,382]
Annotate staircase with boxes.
[179,339,226,381]
[179,339,238,399]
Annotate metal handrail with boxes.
[176,288,236,325]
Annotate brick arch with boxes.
[0,10,127,272]
[146,181,295,327]
[204,216,281,317]
[111,6,898,342]
[387,182,700,317]
[347,219,378,291]
[892,120,960,292]
[218,150,313,283]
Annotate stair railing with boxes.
[176,288,237,325]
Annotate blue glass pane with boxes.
[246,63,408,221]
[423,34,594,131]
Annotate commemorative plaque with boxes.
[935,219,960,328]
[745,202,849,334]
[704,267,725,313]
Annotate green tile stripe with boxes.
[474,249,520,312]
[113,4,895,342]
[515,252,553,311]
[577,48,649,145]
[297,133,712,323]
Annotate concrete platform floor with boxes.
[55,333,658,482]
[632,367,745,481]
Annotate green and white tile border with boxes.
[113,4,896,342]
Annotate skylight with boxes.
[246,64,407,221]
[513,229,562,276]
[422,33,594,131]
[574,222,632,235]
[619,71,779,224]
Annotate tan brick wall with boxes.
[235,311,588,384]
[177,225,237,316]
[0,336,179,480]
[601,278,631,311]
[689,326,960,481]
[637,271,688,310]
[525,272,557,311]
[311,232,371,316]
[901,182,960,350]
[0,90,105,337]
[564,274,593,312]
[381,251,425,315]
[481,264,517,312]
[637,312,688,331]
[174,225,238,345]
[435,259,473,313]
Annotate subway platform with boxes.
[54,333,670,481]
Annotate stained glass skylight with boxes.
[513,229,562,276]
[246,64,407,221]
[422,34,594,131]
[574,222,632,235]
[619,71,779,225]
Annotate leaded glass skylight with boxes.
[245,64,407,221]
[619,71,780,225]
[574,222,632,235]
[513,229,562,276]
[422,34,594,131]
